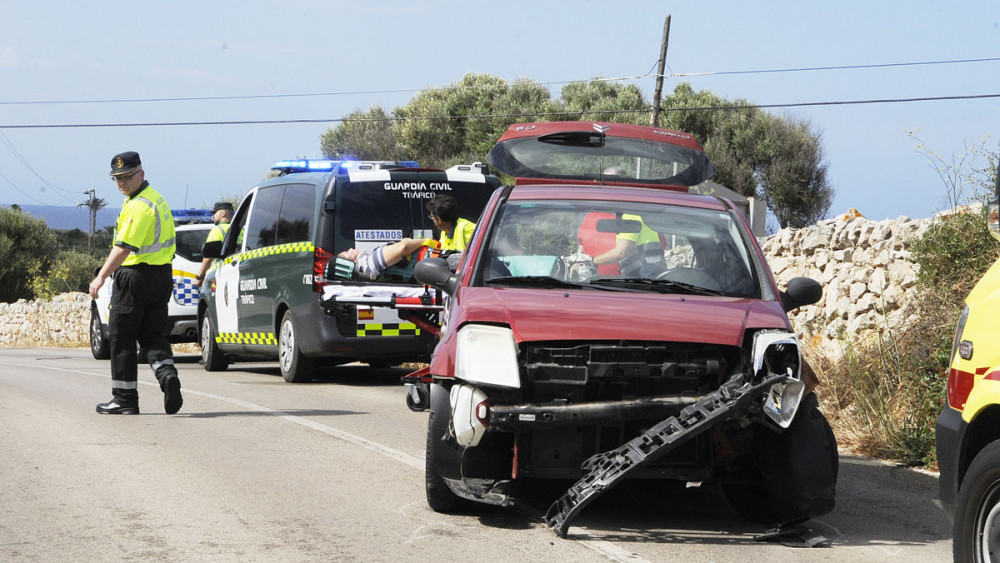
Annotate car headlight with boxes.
[752,330,804,428]
[455,324,520,389]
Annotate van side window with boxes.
[245,186,285,250]
[275,184,314,245]
[223,192,253,255]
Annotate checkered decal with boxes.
[173,277,198,306]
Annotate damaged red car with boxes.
[414,121,838,537]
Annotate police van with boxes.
[90,209,215,359]
[197,159,500,382]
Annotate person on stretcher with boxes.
[335,238,453,281]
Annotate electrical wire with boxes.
[1,92,998,129]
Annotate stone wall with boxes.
[0,215,933,360]
[762,214,932,360]
[0,292,91,347]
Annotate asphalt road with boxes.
[0,347,953,562]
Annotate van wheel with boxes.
[426,383,471,512]
[279,310,315,383]
[954,441,1000,562]
[201,313,229,371]
[89,305,110,360]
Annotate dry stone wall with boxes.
[0,215,933,361]
[762,215,932,360]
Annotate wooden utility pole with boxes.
[649,15,672,127]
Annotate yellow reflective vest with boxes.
[114,183,176,266]
[440,217,476,251]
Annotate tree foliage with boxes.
[0,207,59,302]
[319,73,834,228]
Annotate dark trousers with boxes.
[108,265,178,406]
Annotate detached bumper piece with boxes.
[544,372,786,538]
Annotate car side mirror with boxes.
[780,277,822,312]
[414,257,459,295]
[202,240,223,259]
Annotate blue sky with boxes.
[1,0,998,226]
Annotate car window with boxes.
[175,228,209,262]
[245,186,285,250]
[480,199,758,298]
[275,184,315,245]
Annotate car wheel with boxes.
[426,383,471,512]
[200,313,229,372]
[279,310,315,383]
[722,393,838,525]
[954,440,1000,562]
[89,305,110,360]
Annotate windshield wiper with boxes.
[486,276,590,290]
[589,278,725,296]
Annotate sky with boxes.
[1,0,998,228]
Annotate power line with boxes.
[0,56,994,107]
[668,56,1000,78]
[0,92,998,129]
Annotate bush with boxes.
[0,207,59,303]
[820,208,1000,467]
[29,249,102,300]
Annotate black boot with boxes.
[96,399,139,415]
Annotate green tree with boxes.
[29,249,101,299]
[661,83,833,228]
[559,80,648,124]
[0,207,59,302]
[320,106,400,161]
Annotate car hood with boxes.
[455,287,790,347]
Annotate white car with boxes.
[90,215,213,359]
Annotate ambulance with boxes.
[197,159,500,382]
[937,164,1000,562]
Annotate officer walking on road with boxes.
[193,201,233,289]
[88,151,183,415]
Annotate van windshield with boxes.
[479,199,758,298]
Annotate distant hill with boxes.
[2,204,122,231]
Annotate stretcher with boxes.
[320,284,444,411]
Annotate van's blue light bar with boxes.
[271,159,420,174]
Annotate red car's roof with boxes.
[496,121,705,152]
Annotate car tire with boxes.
[426,383,471,512]
[279,310,315,383]
[90,305,110,360]
[722,393,838,525]
[200,313,229,372]
[954,440,1000,562]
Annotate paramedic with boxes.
[427,195,475,251]
[194,201,234,288]
[88,151,183,416]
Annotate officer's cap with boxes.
[213,201,234,212]
[110,151,141,176]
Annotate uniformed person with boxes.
[193,201,233,289]
[427,195,475,251]
[592,213,667,278]
[88,151,183,415]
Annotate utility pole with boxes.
[79,189,103,252]
[649,15,672,127]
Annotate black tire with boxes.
[279,310,316,383]
[200,313,229,372]
[722,393,838,525]
[425,383,471,512]
[954,440,1000,562]
[89,305,110,360]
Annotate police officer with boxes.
[193,201,233,289]
[427,194,475,251]
[89,151,183,415]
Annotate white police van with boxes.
[197,159,500,382]
[90,209,215,359]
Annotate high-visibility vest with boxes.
[617,213,665,277]
[115,183,176,266]
[440,217,476,251]
[206,222,230,244]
